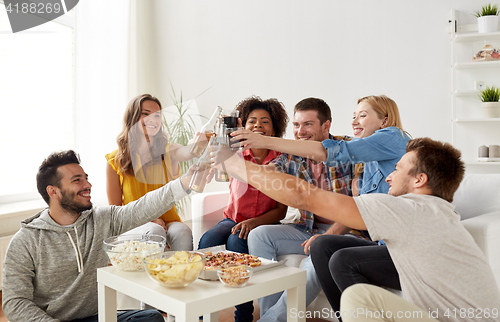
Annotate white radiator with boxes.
[0,235,14,290]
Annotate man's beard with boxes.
[60,189,92,215]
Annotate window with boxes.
[0,4,75,202]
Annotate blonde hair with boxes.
[357,95,404,130]
[115,94,168,175]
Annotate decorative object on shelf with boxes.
[490,145,500,158]
[474,3,500,33]
[479,145,490,158]
[479,85,500,118]
[478,144,500,161]
[475,80,487,91]
[473,45,500,61]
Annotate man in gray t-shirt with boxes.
[214,137,500,322]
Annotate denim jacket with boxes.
[322,127,410,195]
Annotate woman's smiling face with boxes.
[245,109,275,137]
[139,100,162,139]
[352,101,387,138]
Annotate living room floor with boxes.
[0,293,329,322]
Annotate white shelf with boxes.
[454,61,500,69]
[454,31,500,42]
[451,10,500,172]
[466,161,500,165]
[455,118,500,122]
[454,90,479,97]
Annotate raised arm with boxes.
[109,166,195,235]
[231,129,327,162]
[213,148,366,230]
[323,127,407,164]
[167,133,200,176]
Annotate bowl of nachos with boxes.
[144,251,206,287]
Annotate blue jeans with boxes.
[198,218,249,254]
[247,224,328,322]
[198,218,253,322]
[70,309,164,322]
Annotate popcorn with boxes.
[107,240,162,271]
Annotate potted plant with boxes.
[163,83,209,216]
[479,85,500,118]
[474,3,499,33]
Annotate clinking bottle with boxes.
[214,122,231,182]
[189,136,216,193]
[189,106,223,157]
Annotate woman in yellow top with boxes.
[106,93,195,251]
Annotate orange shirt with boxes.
[223,149,281,223]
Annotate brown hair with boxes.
[406,137,465,202]
[293,97,332,125]
[115,94,168,175]
[236,96,289,138]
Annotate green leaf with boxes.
[163,82,210,215]
[479,86,500,102]
[474,3,500,17]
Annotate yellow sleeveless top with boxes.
[105,144,182,223]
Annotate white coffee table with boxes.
[97,265,306,322]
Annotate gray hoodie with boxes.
[2,178,188,322]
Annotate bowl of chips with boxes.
[217,265,252,287]
[103,234,166,271]
[144,251,206,288]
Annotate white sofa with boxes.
[190,174,500,320]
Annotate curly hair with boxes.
[235,96,289,138]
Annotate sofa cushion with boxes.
[452,174,500,220]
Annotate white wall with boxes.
[75,0,130,206]
[74,0,496,205]
[140,0,478,142]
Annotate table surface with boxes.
[98,264,306,321]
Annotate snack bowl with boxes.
[103,234,166,271]
[217,265,253,287]
[144,251,206,288]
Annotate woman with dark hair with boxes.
[198,96,289,322]
[106,93,195,251]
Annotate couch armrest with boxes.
[462,210,500,290]
[190,191,230,249]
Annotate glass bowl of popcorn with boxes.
[144,251,206,288]
[103,234,166,271]
[217,265,253,287]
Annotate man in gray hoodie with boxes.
[2,150,194,322]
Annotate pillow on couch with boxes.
[452,174,500,220]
